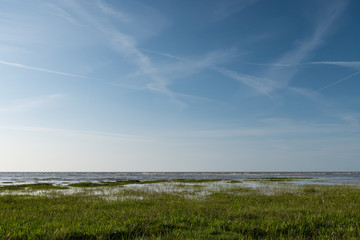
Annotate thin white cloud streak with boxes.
[241,63,299,67]
[110,82,223,104]
[212,0,259,21]
[95,0,131,22]
[264,0,349,86]
[43,2,85,27]
[0,94,63,113]
[288,87,320,99]
[178,119,359,139]
[0,125,151,142]
[239,61,360,71]
[212,67,282,96]
[310,61,360,69]
[244,61,360,70]
[0,59,89,79]
[140,48,186,62]
[318,71,360,92]
[142,48,239,70]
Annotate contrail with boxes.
[318,71,360,92]
[0,59,89,79]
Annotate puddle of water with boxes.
[1,179,356,199]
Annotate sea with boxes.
[0,172,360,186]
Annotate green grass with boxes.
[67,179,221,188]
[0,183,68,191]
[245,177,313,182]
[228,180,242,183]
[68,180,141,188]
[171,179,222,183]
[0,182,359,239]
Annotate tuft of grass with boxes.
[302,185,322,195]
[171,179,222,183]
[228,180,242,183]
[245,177,312,182]
[102,180,141,186]
[137,180,168,184]
[68,180,142,188]
[68,182,103,188]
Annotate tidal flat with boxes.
[0,179,360,239]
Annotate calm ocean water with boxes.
[0,172,360,186]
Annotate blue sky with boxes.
[1,0,359,171]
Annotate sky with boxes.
[0,0,359,171]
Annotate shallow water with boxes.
[0,172,359,186]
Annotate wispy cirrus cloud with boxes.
[52,0,225,105]
[225,59,360,93]
[41,0,350,102]
[212,67,282,96]
[0,59,89,79]
[0,94,64,113]
[108,31,173,98]
[277,1,348,65]
[43,1,279,99]
[142,48,281,96]
[49,0,182,103]
[264,0,349,86]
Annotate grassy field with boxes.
[0,180,359,239]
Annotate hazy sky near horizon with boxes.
[1,0,359,171]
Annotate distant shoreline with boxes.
[1,172,360,187]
